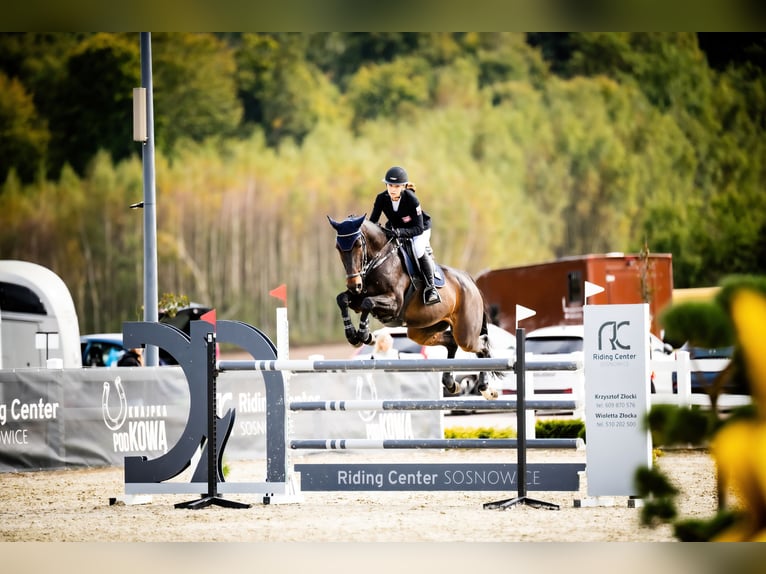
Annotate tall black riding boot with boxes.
[418,253,441,305]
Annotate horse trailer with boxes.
[476,253,673,337]
[0,260,82,369]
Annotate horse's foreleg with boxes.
[357,297,385,346]
[336,292,362,346]
[357,311,373,346]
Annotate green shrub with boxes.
[445,419,585,440]
[444,426,516,439]
[535,418,585,439]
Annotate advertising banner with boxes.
[583,304,652,496]
[0,367,441,473]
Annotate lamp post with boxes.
[133,32,159,366]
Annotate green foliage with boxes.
[673,512,740,542]
[444,419,583,440]
[152,33,243,153]
[444,426,515,439]
[535,418,584,439]
[645,404,715,447]
[158,293,191,318]
[345,56,432,129]
[0,72,49,183]
[47,33,140,178]
[659,301,734,349]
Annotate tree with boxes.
[235,33,341,146]
[345,56,432,129]
[46,33,139,177]
[0,72,49,183]
[152,33,243,152]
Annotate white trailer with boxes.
[0,260,81,368]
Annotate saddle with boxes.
[398,240,445,312]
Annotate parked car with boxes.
[523,325,585,396]
[671,344,738,394]
[81,333,129,367]
[352,324,517,396]
[523,324,671,395]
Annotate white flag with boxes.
[584,281,605,302]
[515,304,536,327]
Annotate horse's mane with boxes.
[361,219,389,245]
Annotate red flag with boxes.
[269,284,287,305]
[200,309,217,329]
[200,309,219,357]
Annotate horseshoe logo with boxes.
[355,374,378,423]
[102,376,128,431]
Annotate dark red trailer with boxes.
[476,253,673,337]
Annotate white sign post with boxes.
[582,303,652,504]
[276,307,289,361]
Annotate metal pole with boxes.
[140,32,159,366]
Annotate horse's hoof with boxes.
[443,381,460,396]
[480,387,499,400]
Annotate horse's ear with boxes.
[327,215,339,230]
[350,214,366,228]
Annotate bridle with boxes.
[336,226,398,286]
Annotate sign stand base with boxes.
[483,496,560,510]
[574,496,643,508]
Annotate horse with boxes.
[327,214,500,400]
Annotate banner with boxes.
[0,366,441,473]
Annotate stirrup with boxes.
[424,287,440,305]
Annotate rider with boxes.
[369,166,440,305]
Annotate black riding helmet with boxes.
[383,166,408,185]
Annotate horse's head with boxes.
[328,214,368,294]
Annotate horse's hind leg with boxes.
[474,332,499,400]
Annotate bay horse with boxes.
[328,214,499,400]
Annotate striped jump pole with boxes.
[290,438,582,450]
[219,357,511,373]
[290,399,578,412]
[218,357,579,373]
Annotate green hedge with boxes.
[445,418,585,440]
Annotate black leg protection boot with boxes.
[418,254,441,305]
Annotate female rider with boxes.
[369,166,440,305]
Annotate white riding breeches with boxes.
[411,229,431,259]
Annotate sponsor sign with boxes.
[0,367,441,472]
[295,463,585,491]
[583,304,652,496]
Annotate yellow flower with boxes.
[730,289,766,405]
[711,288,766,541]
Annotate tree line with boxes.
[1,33,764,342]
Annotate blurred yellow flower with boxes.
[711,288,766,541]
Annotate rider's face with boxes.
[386,183,404,201]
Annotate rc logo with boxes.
[597,321,631,351]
